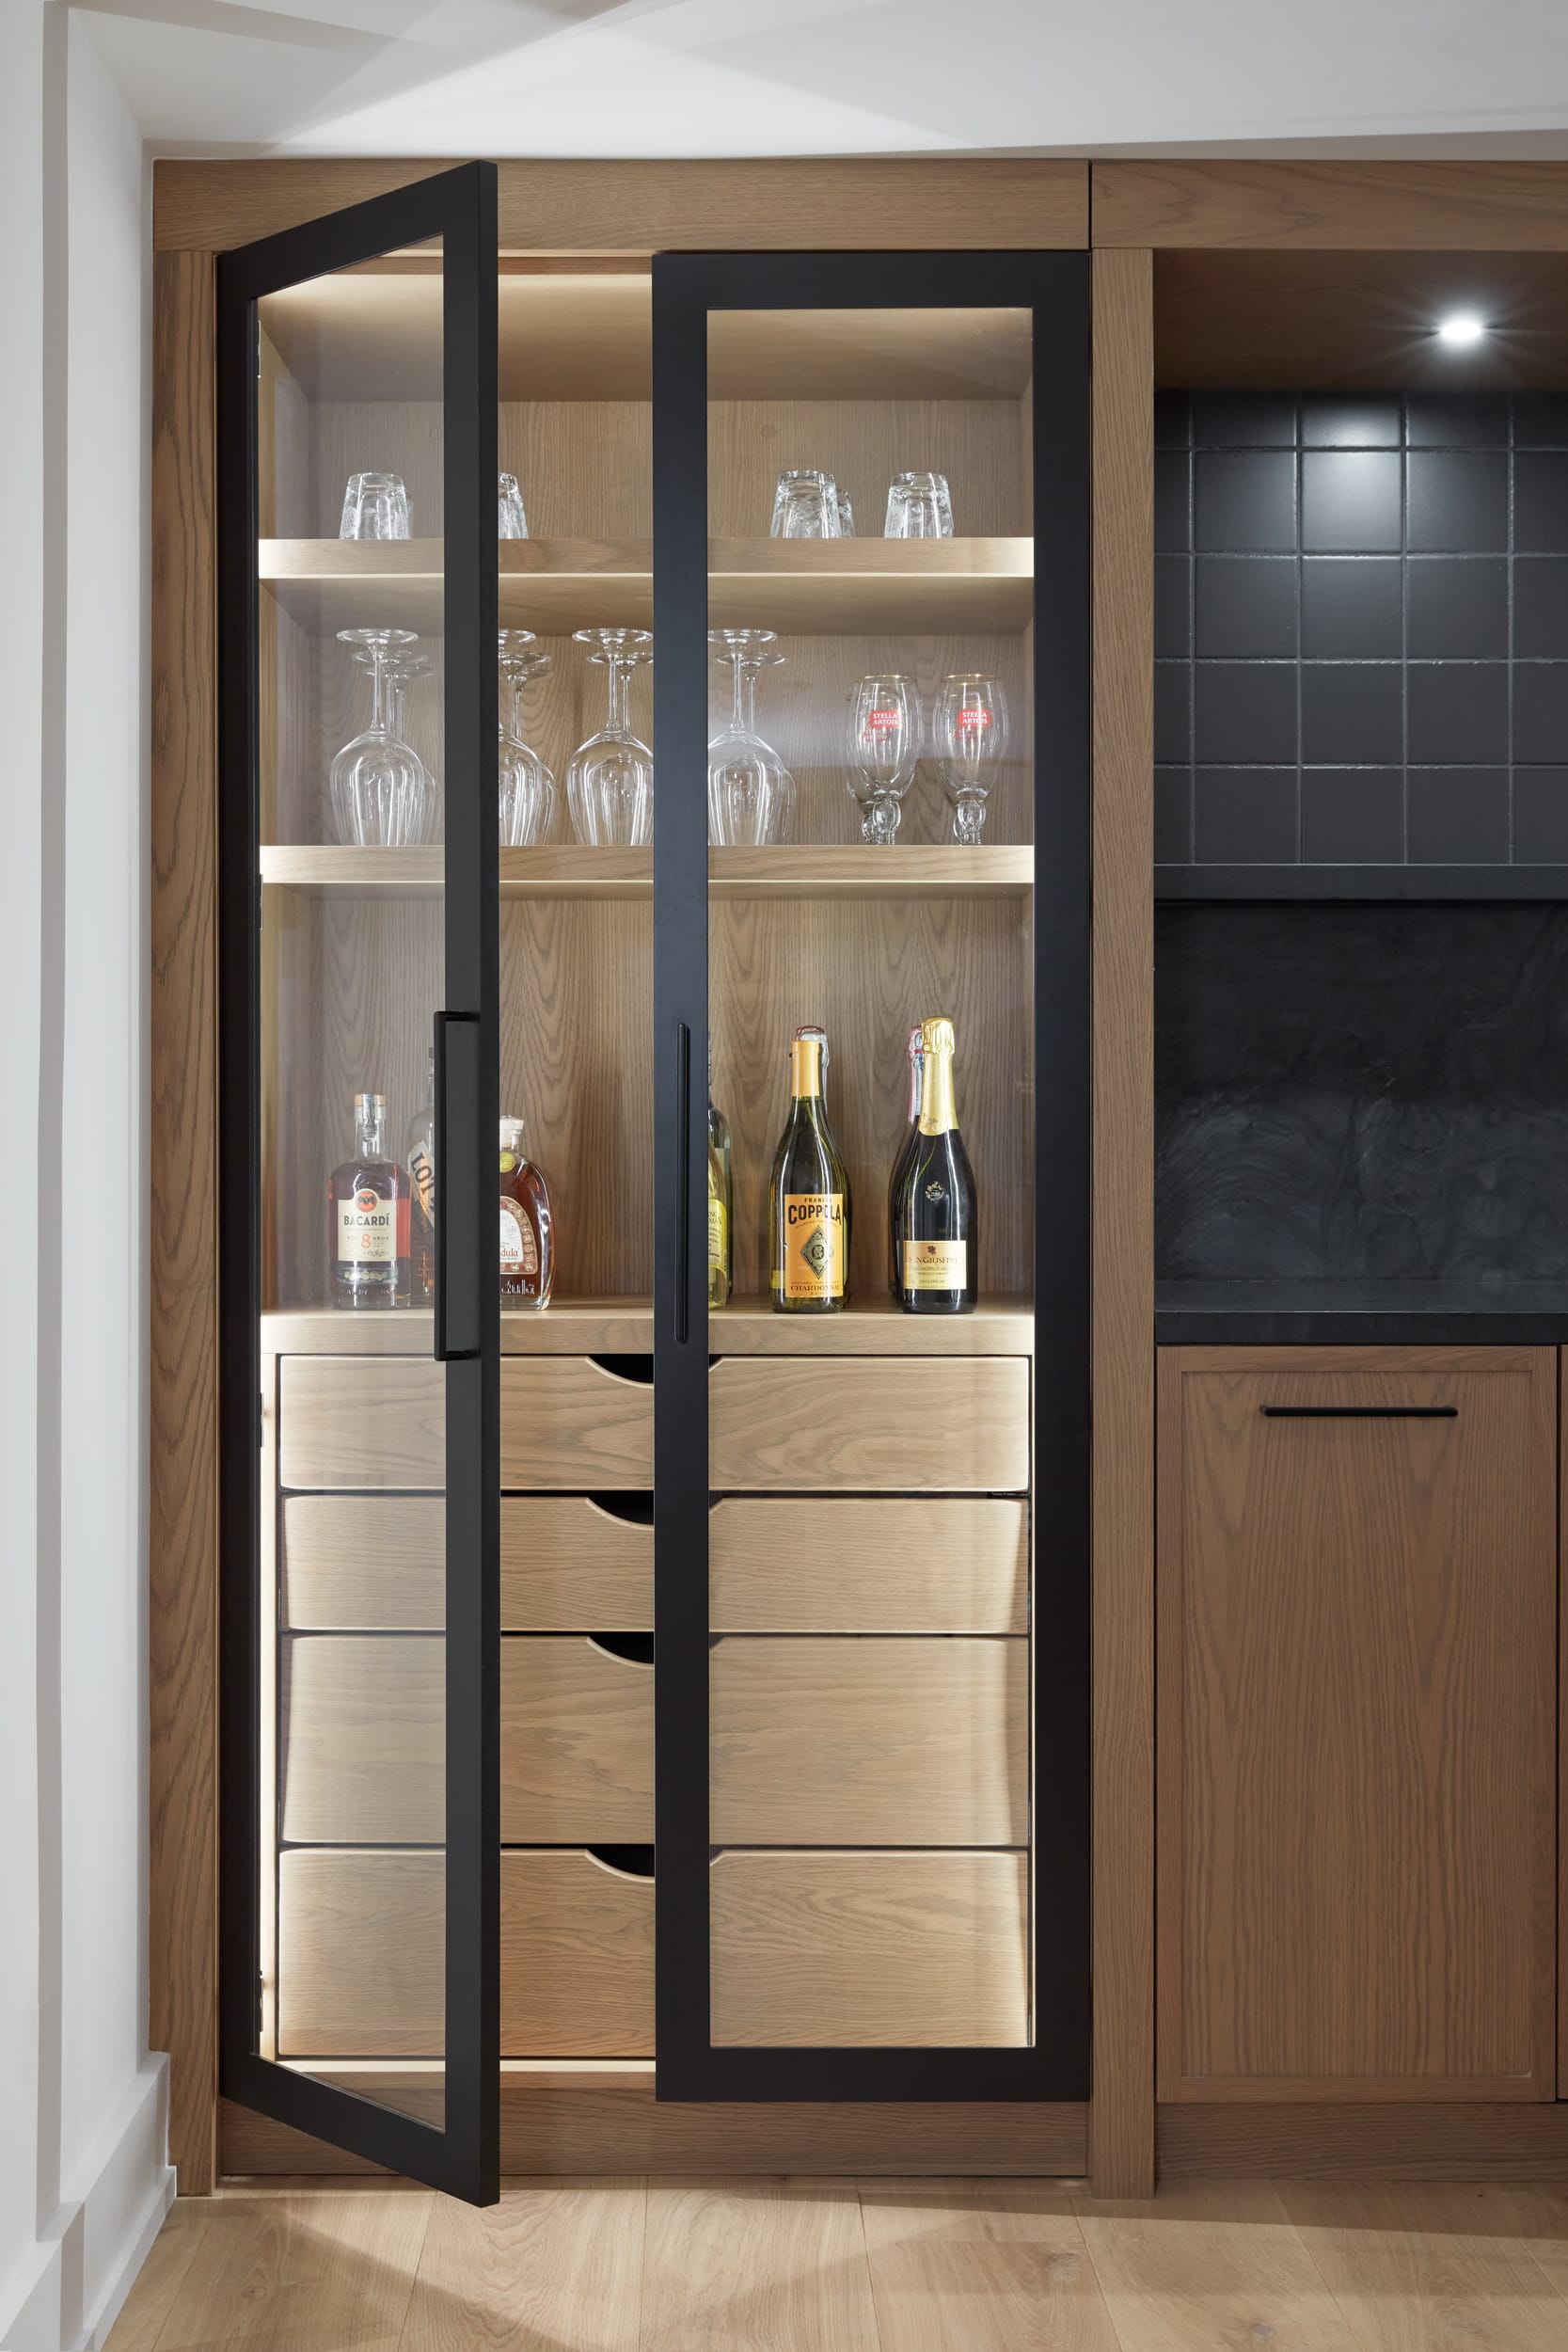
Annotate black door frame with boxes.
[650,249,1092,2103]
[215,161,500,2201]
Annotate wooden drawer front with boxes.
[709,1498,1027,1632]
[501,1636,654,1842]
[710,1851,1028,2047]
[710,1637,1027,1846]
[277,1848,654,2058]
[708,1356,1028,1491]
[280,1636,653,1843]
[281,1495,653,1631]
[499,1359,653,1489]
[279,1357,654,1492]
[279,1358,443,1490]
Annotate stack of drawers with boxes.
[273,1347,1032,2059]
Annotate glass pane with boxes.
[705,304,1036,2051]
[258,237,448,2128]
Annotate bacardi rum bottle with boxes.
[328,1091,410,1309]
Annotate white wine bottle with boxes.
[768,1027,850,1313]
[707,1036,733,1310]
[893,1015,977,1315]
[886,1022,924,1296]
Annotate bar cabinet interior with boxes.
[215,162,1089,2196]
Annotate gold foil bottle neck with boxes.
[789,1031,825,1099]
[917,1015,958,1135]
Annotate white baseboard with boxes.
[3,2058,176,2352]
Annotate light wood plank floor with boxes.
[105,2176,1568,2352]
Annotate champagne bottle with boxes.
[886,1022,925,1296]
[707,1037,733,1310]
[768,1027,850,1313]
[893,1015,977,1315]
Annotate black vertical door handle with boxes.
[674,1021,690,1344]
[434,1009,483,1361]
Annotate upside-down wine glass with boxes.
[329,628,435,846]
[707,628,797,846]
[567,628,655,847]
[847,673,922,846]
[498,628,558,847]
[381,644,442,842]
[935,671,1008,844]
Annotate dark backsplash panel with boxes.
[1156,389,1568,869]
[1156,902,1568,1281]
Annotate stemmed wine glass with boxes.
[935,672,1008,843]
[567,628,655,847]
[329,628,436,847]
[498,628,558,847]
[707,628,796,846]
[847,673,922,846]
[381,644,441,842]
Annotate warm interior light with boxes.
[1436,311,1487,346]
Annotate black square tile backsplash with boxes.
[1155,388,1568,869]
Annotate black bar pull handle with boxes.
[1260,1405,1458,1420]
[434,1009,482,1361]
[673,1021,691,1344]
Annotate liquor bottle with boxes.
[768,1026,850,1313]
[327,1090,410,1310]
[886,1022,925,1296]
[707,1038,733,1310]
[893,1015,977,1315]
[499,1112,554,1311]
[405,1046,436,1305]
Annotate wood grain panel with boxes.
[708,1355,1029,1492]
[153,157,1088,254]
[1275,2179,1568,2352]
[399,2177,646,2352]
[278,1356,445,1489]
[277,1848,654,2058]
[858,2179,1120,2352]
[117,2187,435,2345]
[150,246,220,2195]
[279,1634,653,1843]
[220,2087,1088,2175]
[1158,1346,1558,2104]
[710,1851,1028,2048]
[709,396,1027,540]
[1072,2180,1361,2352]
[500,1638,654,1842]
[499,1359,654,1490]
[708,1496,1028,1632]
[640,2180,879,2351]
[710,1637,1027,1845]
[1087,246,1155,2201]
[281,1493,655,1629]
[1092,159,1568,249]
[1157,2099,1568,2180]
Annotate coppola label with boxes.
[499,1198,539,1278]
[904,1237,967,1291]
[338,1186,396,1264]
[783,1192,846,1300]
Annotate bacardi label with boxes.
[338,1187,395,1264]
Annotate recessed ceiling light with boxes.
[1436,311,1487,346]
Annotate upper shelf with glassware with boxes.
[259,267,1033,405]
[258,536,1036,636]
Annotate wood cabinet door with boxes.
[1157,1345,1556,2104]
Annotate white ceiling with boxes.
[77,0,1568,157]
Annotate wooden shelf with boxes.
[262,1296,1032,1358]
[260,844,1033,900]
[259,537,1033,638]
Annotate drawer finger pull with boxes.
[585,1633,655,1667]
[587,1354,656,1386]
[1259,1405,1458,1420]
[586,1845,656,1880]
[584,1493,655,1526]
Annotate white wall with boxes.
[1,8,170,2349]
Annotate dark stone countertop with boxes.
[1155,1279,1568,1347]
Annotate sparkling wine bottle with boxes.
[886,1022,925,1297]
[893,1016,977,1315]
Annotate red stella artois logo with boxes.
[956,707,991,730]
[865,708,900,729]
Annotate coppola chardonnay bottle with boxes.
[768,1027,850,1312]
[707,1038,733,1310]
[893,1015,977,1314]
[886,1022,925,1296]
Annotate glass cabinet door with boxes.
[653,252,1089,2100]
[217,164,499,2200]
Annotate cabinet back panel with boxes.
[709,397,1027,540]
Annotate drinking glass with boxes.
[498,472,530,539]
[339,471,410,540]
[835,491,856,538]
[847,673,923,846]
[567,628,655,846]
[498,628,558,847]
[935,671,1008,843]
[381,644,442,842]
[884,470,954,538]
[707,628,797,847]
[329,628,435,846]
[769,469,842,539]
